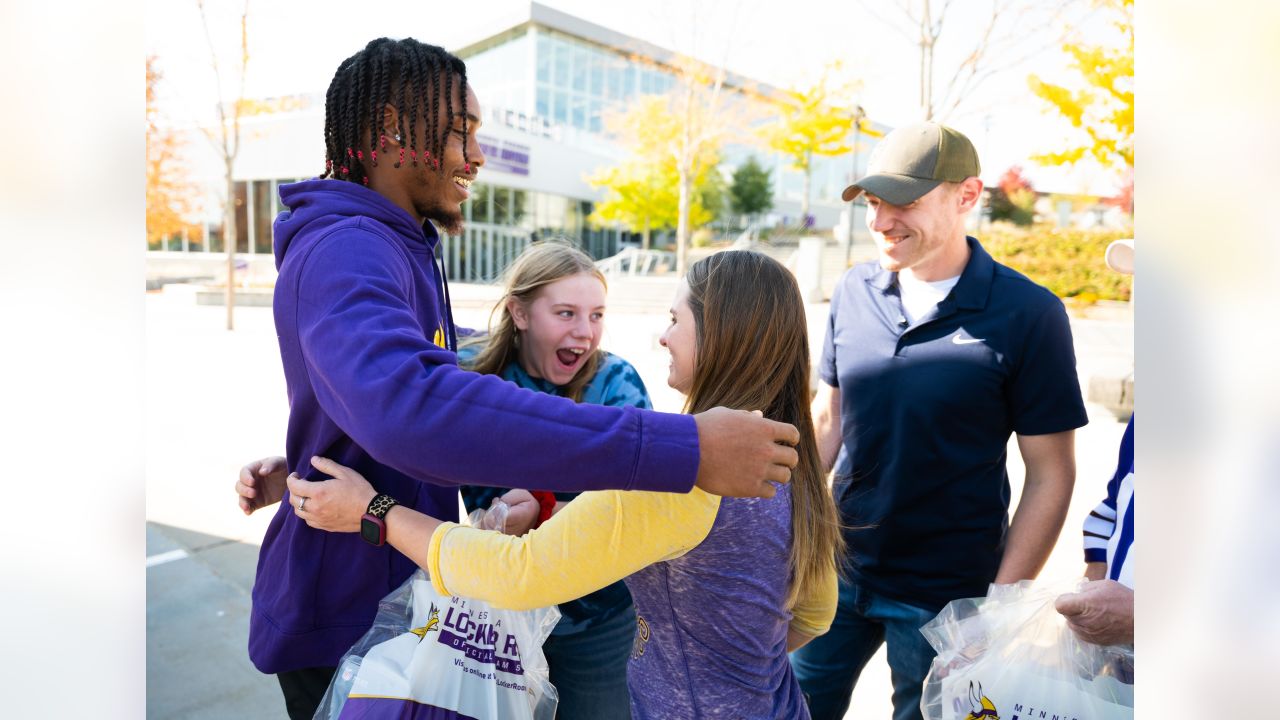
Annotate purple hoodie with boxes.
[250,179,700,674]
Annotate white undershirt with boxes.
[897,272,961,324]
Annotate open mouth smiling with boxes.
[555,347,586,368]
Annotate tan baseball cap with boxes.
[841,122,981,205]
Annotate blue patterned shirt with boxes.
[457,345,653,634]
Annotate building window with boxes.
[624,64,636,98]
[187,224,205,253]
[493,186,512,225]
[536,35,551,83]
[571,44,588,93]
[510,189,529,228]
[571,94,587,129]
[589,52,605,96]
[553,39,570,86]
[253,180,273,254]
[536,85,550,118]
[208,223,224,253]
[553,89,569,125]
[234,181,250,254]
[470,183,493,223]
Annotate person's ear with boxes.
[956,177,984,213]
[508,298,530,331]
[382,104,401,144]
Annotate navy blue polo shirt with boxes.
[820,237,1088,609]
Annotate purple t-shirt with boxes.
[624,484,809,719]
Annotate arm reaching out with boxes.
[239,406,798,510]
[693,408,799,498]
[431,487,720,609]
[288,456,722,610]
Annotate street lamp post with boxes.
[844,104,866,269]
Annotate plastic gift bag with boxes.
[314,511,560,720]
[920,579,1134,720]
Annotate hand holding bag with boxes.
[920,580,1134,720]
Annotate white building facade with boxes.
[150,2,886,283]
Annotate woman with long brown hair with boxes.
[290,250,843,719]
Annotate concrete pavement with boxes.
[145,276,1131,719]
[147,523,275,719]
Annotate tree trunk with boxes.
[924,43,935,121]
[919,32,928,117]
[800,153,812,230]
[675,82,695,278]
[224,172,236,331]
[676,165,690,277]
[642,216,651,251]
[920,0,934,121]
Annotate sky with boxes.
[146,0,1127,196]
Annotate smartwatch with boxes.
[360,493,400,546]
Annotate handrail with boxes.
[595,246,675,278]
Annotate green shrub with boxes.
[981,223,1132,303]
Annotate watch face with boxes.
[360,515,384,546]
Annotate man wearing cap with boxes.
[791,122,1088,720]
[1055,239,1134,648]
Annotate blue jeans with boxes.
[790,578,939,720]
[542,603,635,720]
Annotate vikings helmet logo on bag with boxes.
[409,603,441,641]
[964,681,1000,720]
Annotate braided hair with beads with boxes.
[320,38,471,186]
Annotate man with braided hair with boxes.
[248,38,801,719]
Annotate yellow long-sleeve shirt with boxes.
[426,486,837,638]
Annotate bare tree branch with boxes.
[933,0,1000,121]
[929,0,1082,122]
[196,0,250,330]
[196,0,228,156]
[854,0,918,45]
[933,0,958,41]
[233,5,249,160]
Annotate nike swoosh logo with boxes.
[952,335,985,345]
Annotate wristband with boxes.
[360,493,399,546]
[531,491,556,528]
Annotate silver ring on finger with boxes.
[298,496,307,511]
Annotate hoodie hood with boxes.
[273,179,438,270]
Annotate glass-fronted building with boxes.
[150,2,887,284]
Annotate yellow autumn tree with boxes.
[759,61,862,226]
[146,56,198,248]
[588,91,722,257]
[589,161,679,251]
[1028,0,1134,170]
[595,56,740,274]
